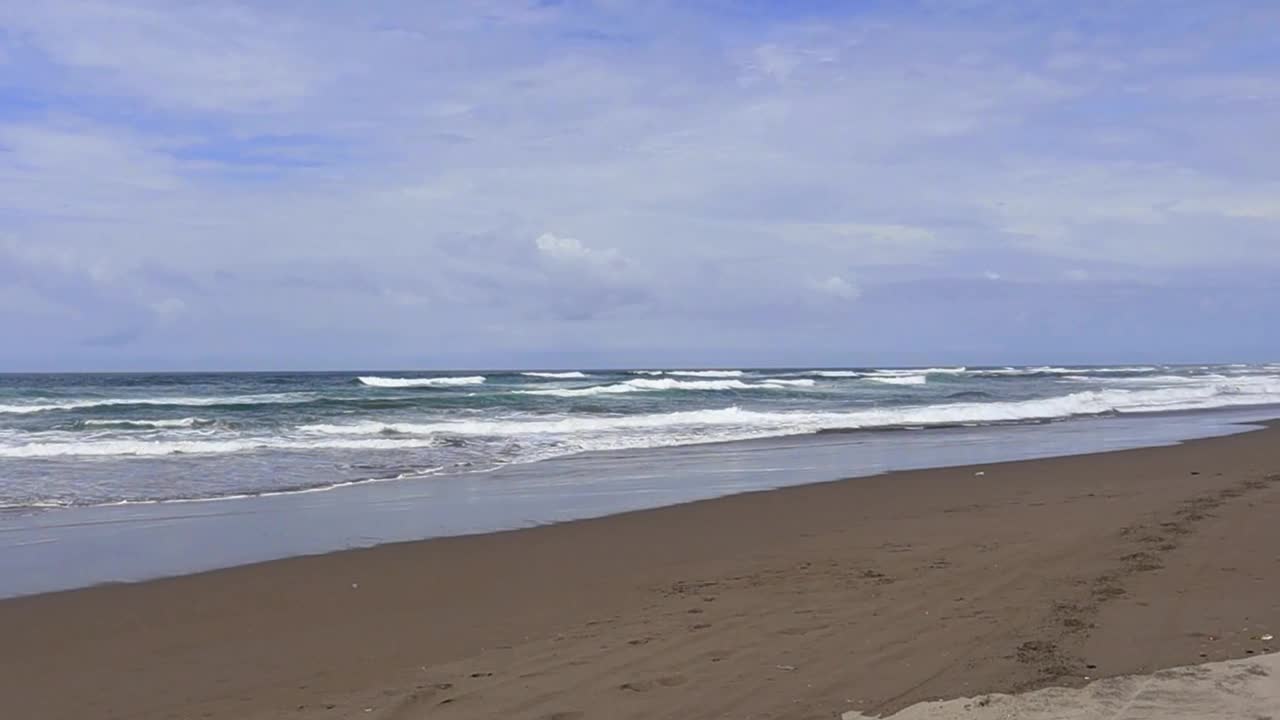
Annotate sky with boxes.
[0,0,1278,371]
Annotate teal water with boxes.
[1,364,1278,507]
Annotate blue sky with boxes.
[1,1,1277,370]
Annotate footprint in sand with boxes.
[778,623,829,637]
[619,675,688,692]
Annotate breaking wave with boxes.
[667,370,745,377]
[82,417,209,429]
[0,394,313,415]
[309,380,1280,445]
[758,378,817,387]
[4,376,1279,465]
[627,370,744,377]
[0,435,447,458]
[357,376,486,388]
[867,374,928,386]
[521,371,589,379]
[518,378,789,397]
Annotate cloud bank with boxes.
[1,1,1277,369]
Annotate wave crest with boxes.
[83,417,209,429]
[628,370,743,377]
[0,394,311,415]
[357,376,486,388]
[303,379,1280,443]
[519,378,791,397]
[867,375,927,386]
[8,378,1280,460]
[521,371,588,379]
[0,435,447,458]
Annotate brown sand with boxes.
[2,423,1279,720]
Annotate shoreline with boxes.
[7,404,1274,514]
[2,421,1279,719]
[3,407,1276,600]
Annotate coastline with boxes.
[3,407,1276,599]
[2,421,1278,719]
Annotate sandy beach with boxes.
[2,422,1278,720]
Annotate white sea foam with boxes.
[624,369,744,378]
[300,411,780,437]
[90,466,451,507]
[868,374,928,385]
[9,378,1280,460]
[977,366,1074,376]
[866,367,966,377]
[301,408,827,441]
[83,417,208,429]
[0,435,448,458]
[4,464,455,509]
[0,393,312,415]
[521,371,589,379]
[811,370,861,377]
[0,500,71,510]
[1090,374,1229,385]
[307,379,1280,444]
[518,378,782,397]
[759,378,817,387]
[980,366,1160,377]
[357,376,486,388]
[666,370,745,377]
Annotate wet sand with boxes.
[2,422,1278,720]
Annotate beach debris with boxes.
[1262,634,1274,641]
[351,583,359,589]
[974,471,986,476]
[776,664,797,671]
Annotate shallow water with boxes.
[1,406,1275,598]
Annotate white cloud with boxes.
[812,275,861,300]
[534,233,627,273]
[535,233,590,261]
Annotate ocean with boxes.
[2,364,1279,510]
